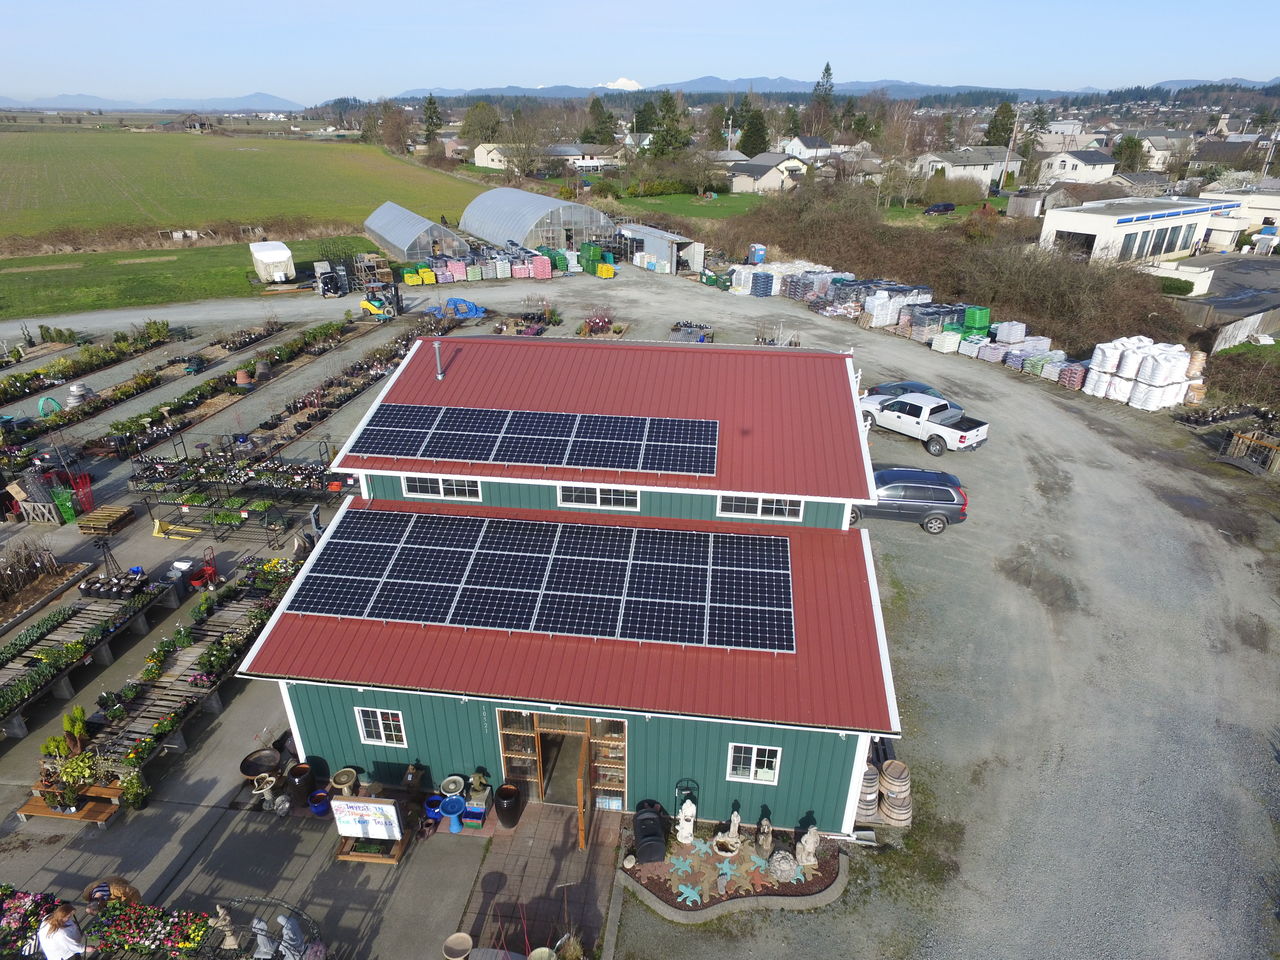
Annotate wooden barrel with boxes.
[878,792,912,825]
[880,759,911,798]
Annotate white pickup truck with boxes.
[859,392,990,456]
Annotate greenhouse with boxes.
[460,188,616,251]
[363,201,471,262]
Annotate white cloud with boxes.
[602,77,642,91]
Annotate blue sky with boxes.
[5,0,1277,104]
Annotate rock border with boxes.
[612,849,849,928]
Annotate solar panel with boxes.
[404,514,485,550]
[386,546,471,584]
[290,509,794,651]
[348,429,428,458]
[310,542,396,578]
[450,588,539,630]
[420,432,499,462]
[367,404,442,430]
[346,405,719,476]
[331,511,414,544]
[288,575,379,617]
[565,439,643,470]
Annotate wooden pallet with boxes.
[16,797,118,829]
[77,505,136,535]
[30,782,123,805]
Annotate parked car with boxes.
[859,392,989,456]
[864,381,962,412]
[923,202,956,216]
[851,467,967,534]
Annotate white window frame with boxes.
[355,707,407,747]
[556,485,640,511]
[716,495,803,522]
[404,475,481,500]
[726,742,782,785]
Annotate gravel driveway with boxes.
[3,273,1276,958]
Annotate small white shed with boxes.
[249,241,295,283]
[618,224,704,274]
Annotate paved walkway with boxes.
[460,803,620,955]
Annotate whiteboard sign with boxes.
[330,797,402,841]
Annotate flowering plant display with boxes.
[186,673,217,689]
[0,886,61,954]
[95,899,209,956]
[124,735,157,766]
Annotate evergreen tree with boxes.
[580,96,616,144]
[460,101,502,144]
[738,109,770,158]
[809,62,835,136]
[984,102,1016,147]
[938,114,956,150]
[422,94,443,144]
[1112,135,1147,173]
[1018,102,1049,159]
[705,103,728,149]
[648,91,690,158]
[633,100,659,134]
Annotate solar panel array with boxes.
[348,404,719,476]
[286,509,795,651]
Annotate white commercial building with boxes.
[1197,185,1280,228]
[1039,196,1246,263]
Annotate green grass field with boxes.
[882,196,1009,227]
[614,193,764,220]
[0,237,377,321]
[0,132,486,237]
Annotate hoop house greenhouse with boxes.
[460,188,615,250]
[364,201,471,261]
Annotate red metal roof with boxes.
[334,338,871,501]
[241,498,896,734]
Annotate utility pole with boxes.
[996,104,1023,194]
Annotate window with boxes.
[557,485,639,510]
[1135,230,1152,259]
[1151,227,1169,256]
[727,743,781,784]
[404,476,480,500]
[1118,233,1138,262]
[1071,163,1078,170]
[718,496,802,521]
[356,708,406,747]
[1181,222,1196,250]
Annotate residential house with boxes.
[781,136,832,162]
[728,153,810,194]
[1039,196,1246,263]
[913,146,1022,190]
[1106,171,1172,197]
[1110,129,1196,171]
[1042,182,1129,212]
[473,143,510,171]
[1035,150,1117,185]
[1034,132,1107,154]
[622,131,653,150]
[238,337,901,842]
[703,149,749,167]
[1187,140,1258,174]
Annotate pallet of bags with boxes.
[977,342,1008,363]
[932,331,962,354]
[993,320,1026,344]
[958,335,986,358]
[1058,362,1088,391]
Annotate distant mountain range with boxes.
[1155,76,1279,90]
[5,75,1279,113]
[0,92,305,111]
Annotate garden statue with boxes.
[211,906,241,951]
[251,919,278,960]
[675,799,696,844]
[756,818,774,857]
[712,810,743,856]
[277,914,306,960]
[797,825,820,867]
[727,810,740,838]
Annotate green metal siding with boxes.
[284,682,860,831]
[285,683,500,787]
[362,474,845,529]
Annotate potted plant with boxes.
[120,773,151,811]
[63,706,89,755]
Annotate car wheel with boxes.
[848,506,861,525]
[922,516,947,535]
[862,411,876,429]
[925,435,946,457]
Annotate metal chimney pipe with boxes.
[434,340,444,381]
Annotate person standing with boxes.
[37,905,95,960]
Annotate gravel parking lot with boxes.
[2,270,1277,958]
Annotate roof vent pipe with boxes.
[434,340,444,381]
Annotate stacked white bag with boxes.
[1085,336,1194,411]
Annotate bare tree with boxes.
[502,107,553,182]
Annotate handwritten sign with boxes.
[330,796,402,841]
